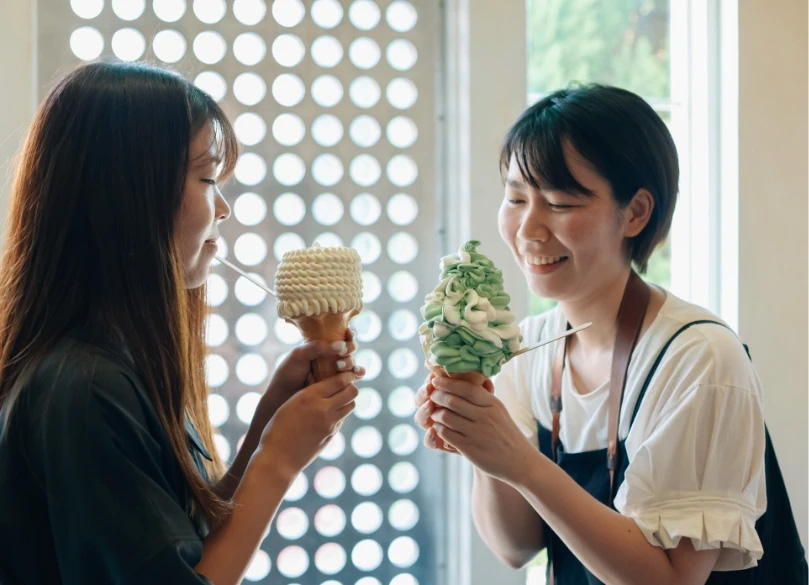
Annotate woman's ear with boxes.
[623,188,655,238]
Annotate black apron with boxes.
[538,319,808,584]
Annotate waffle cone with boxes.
[427,364,489,386]
[290,309,359,381]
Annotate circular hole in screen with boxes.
[315,504,346,537]
[350,193,382,225]
[349,76,381,109]
[311,75,344,107]
[349,0,380,30]
[271,33,304,67]
[70,26,104,61]
[387,232,419,264]
[235,31,268,65]
[351,463,383,496]
[349,37,381,69]
[312,153,345,187]
[388,310,418,341]
[311,35,343,68]
[272,112,305,146]
[312,192,344,225]
[311,114,344,147]
[388,385,416,417]
[386,77,418,109]
[272,73,305,107]
[193,0,227,24]
[235,112,267,146]
[386,0,418,32]
[233,0,267,25]
[311,0,343,28]
[354,349,382,380]
[387,271,419,302]
[194,71,227,101]
[354,387,382,420]
[351,232,382,264]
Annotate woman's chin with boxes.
[183,258,213,290]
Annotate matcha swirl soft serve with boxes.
[419,240,522,377]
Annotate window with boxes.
[50,1,441,583]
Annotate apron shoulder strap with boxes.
[629,319,732,429]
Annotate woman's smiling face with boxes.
[498,141,634,303]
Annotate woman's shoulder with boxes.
[646,291,756,389]
[24,330,150,427]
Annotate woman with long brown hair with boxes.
[0,60,361,585]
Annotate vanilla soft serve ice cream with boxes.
[419,240,521,377]
[275,244,363,381]
[275,244,363,319]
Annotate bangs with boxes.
[499,98,594,196]
[188,87,239,183]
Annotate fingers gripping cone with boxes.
[427,365,488,386]
[275,245,363,382]
[425,362,489,451]
[291,309,360,381]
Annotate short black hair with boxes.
[500,84,679,273]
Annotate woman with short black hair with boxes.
[416,84,806,584]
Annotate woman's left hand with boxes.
[430,374,535,485]
[252,329,362,431]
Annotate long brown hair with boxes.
[0,60,238,525]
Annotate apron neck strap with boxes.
[550,270,651,497]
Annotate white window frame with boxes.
[669,0,739,330]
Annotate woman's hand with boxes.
[256,370,359,477]
[414,373,452,452]
[429,375,534,484]
[214,330,363,501]
[251,329,361,433]
[414,372,493,453]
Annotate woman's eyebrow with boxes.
[192,154,222,168]
[506,178,525,190]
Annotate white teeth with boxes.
[527,256,565,266]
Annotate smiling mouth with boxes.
[525,255,567,266]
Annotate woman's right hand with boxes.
[415,372,495,453]
[414,374,456,452]
[256,370,359,477]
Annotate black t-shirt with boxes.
[0,329,215,584]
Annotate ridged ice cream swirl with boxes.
[275,245,363,318]
[419,240,522,377]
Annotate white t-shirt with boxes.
[494,291,766,571]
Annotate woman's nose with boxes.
[214,186,231,221]
[516,205,551,243]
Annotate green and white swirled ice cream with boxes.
[419,241,522,377]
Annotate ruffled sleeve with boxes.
[614,382,767,571]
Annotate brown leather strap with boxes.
[606,271,650,495]
[549,271,650,492]
[547,271,652,583]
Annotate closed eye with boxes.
[202,178,217,186]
